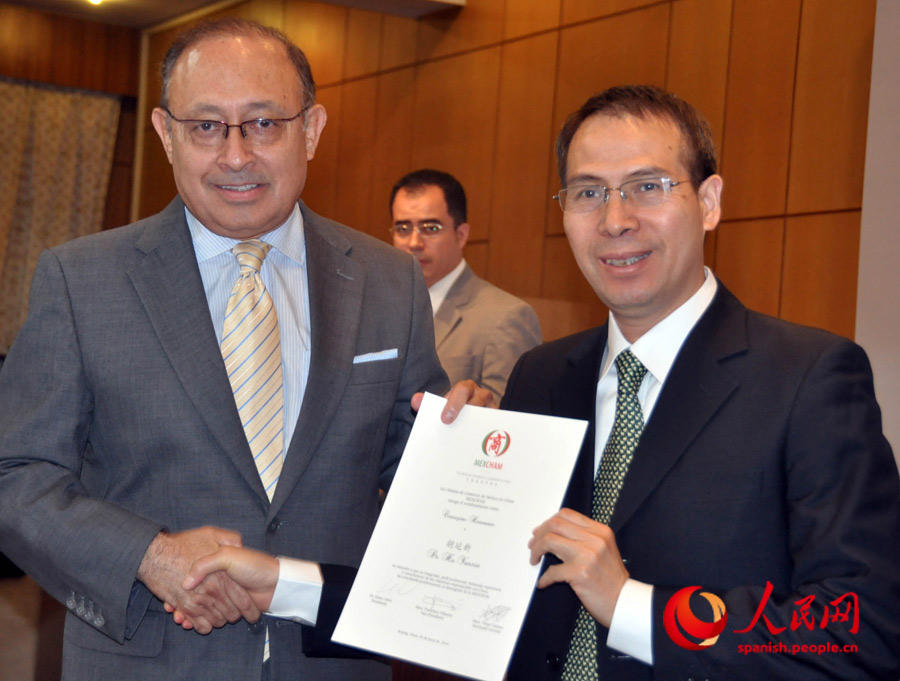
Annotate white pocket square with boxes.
[353,349,399,364]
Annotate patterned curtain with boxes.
[0,77,121,353]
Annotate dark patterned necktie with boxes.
[562,349,648,680]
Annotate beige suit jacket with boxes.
[433,264,541,402]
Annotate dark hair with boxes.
[556,85,717,189]
[159,18,315,110]
[390,169,467,227]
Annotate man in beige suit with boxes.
[390,169,542,402]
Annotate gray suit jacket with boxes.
[434,264,541,402]
[0,197,448,680]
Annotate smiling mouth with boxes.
[603,253,650,267]
[219,184,261,192]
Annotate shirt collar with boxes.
[602,268,718,384]
[428,258,467,316]
[186,203,306,267]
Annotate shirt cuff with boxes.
[606,578,654,665]
[266,557,324,626]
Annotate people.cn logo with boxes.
[663,586,728,650]
[481,430,511,457]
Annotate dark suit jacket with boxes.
[502,284,900,681]
[0,198,449,680]
[433,264,541,402]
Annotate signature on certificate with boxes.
[377,577,419,597]
[422,595,460,612]
[480,605,511,623]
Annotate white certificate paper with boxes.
[332,392,588,680]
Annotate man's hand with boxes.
[182,546,279,613]
[528,508,629,628]
[411,379,496,423]
[136,527,260,634]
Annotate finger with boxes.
[222,574,261,623]
[441,380,489,423]
[183,549,237,590]
[411,392,424,412]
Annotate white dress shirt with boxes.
[601,269,718,664]
[428,257,467,316]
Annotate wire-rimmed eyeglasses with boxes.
[389,221,447,239]
[162,105,310,147]
[554,177,687,214]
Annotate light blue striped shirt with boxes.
[186,204,311,454]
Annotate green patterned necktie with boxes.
[562,349,648,680]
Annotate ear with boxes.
[697,174,723,234]
[302,104,328,161]
[454,222,470,250]
[151,107,175,164]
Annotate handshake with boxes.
[136,526,286,634]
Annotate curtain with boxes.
[0,77,121,353]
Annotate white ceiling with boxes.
[6,0,465,29]
[4,0,224,29]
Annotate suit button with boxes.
[248,619,264,634]
[268,518,281,533]
[546,652,560,670]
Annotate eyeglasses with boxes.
[390,221,447,239]
[162,105,310,147]
[554,177,687,214]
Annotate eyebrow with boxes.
[393,218,443,225]
[567,166,672,186]
[179,101,294,119]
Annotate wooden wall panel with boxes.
[410,48,502,242]
[138,122,178,218]
[344,9,382,80]
[416,0,504,61]
[562,0,660,25]
[284,1,347,86]
[719,0,800,220]
[205,0,284,27]
[714,218,784,317]
[780,212,860,339]
[464,241,489,279]
[330,77,378,236]
[369,68,417,244]
[0,5,138,96]
[379,15,419,70]
[504,0,561,40]
[666,0,732,152]
[302,85,343,217]
[548,5,670,236]
[787,1,876,214]
[489,33,558,298]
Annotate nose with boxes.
[600,190,637,237]
[217,128,255,171]
[407,229,424,250]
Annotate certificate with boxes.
[332,392,588,680]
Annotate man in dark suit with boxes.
[501,86,900,680]
[390,169,541,402]
[0,18,484,681]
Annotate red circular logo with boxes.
[663,586,728,650]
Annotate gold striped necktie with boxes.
[221,240,284,501]
[562,349,648,680]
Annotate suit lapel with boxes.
[553,327,606,515]
[126,198,266,500]
[433,265,475,349]
[269,204,364,515]
[610,286,748,531]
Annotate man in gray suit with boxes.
[0,19,481,681]
[390,169,542,402]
